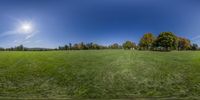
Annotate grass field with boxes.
[0,50,200,99]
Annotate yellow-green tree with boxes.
[177,37,191,50]
[139,33,155,50]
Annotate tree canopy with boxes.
[122,41,136,50]
[0,32,199,51]
[177,37,191,50]
[139,33,155,50]
[154,32,177,51]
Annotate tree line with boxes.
[138,32,198,51]
[58,32,199,51]
[0,32,199,51]
[0,45,54,51]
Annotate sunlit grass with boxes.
[0,50,200,99]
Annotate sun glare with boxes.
[22,24,31,31]
[19,21,34,34]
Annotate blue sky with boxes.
[0,0,200,48]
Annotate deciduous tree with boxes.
[177,37,191,50]
[122,41,136,50]
[109,43,121,49]
[154,32,177,51]
[139,33,155,50]
[191,43,198,50]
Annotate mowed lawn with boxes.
[0,50,200,99]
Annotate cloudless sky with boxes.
[0,0,200,48]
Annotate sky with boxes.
[0,0,200,48]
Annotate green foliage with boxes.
[154,32,177,51]
[177,37,191,50]
[109,43,122,49]
[122,41,136,49]
[192,43,198,50]
[0,32,197,52]
[70,42,104,50]
[139,33,155,50]
[59,45,69,50]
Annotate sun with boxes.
[19,21,34,34]
[22,24,31,31]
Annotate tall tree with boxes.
[191,43,198,50]
[58,46,62,50]
[177,37,191,50]
[73,43,79,50]
[15,45,24,51]
[86,42,93,49]
[139,33,155,50]
[122,41,136,50]
[69,43,72,50]
[155,32,177,51]
[109,43,121,49]
[80,42,87,50]
[92,43,100,49]
[64,45,69,50]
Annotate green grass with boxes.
[0,50,200,99]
